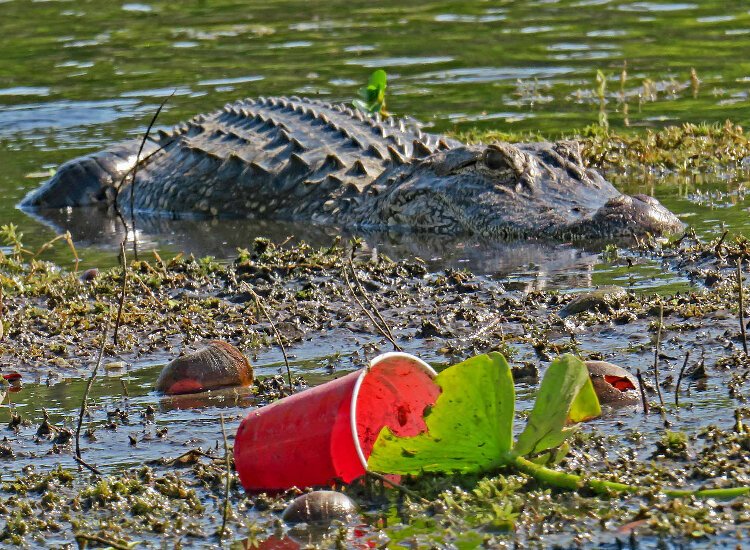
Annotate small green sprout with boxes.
[353,69,388,115]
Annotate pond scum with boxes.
[0,126,749,547]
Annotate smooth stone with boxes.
[559,286,627,318]
[281,491,359,525]
[155,340,253,395]
[586,360,641,407]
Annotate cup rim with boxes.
[349,352,437,471]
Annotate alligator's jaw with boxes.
[580,193,685,238]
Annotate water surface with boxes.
[3,0,750,285]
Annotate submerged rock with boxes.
[281,490,359,525]
[586,360,640,407]
[559,286,627,318]
[155,340,253,395]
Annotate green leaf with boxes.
[513,355,601,457]
[367,352,515,475]
[355,70,388,114]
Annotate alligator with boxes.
[20,96,684,239]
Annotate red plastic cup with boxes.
[234,352,439,491]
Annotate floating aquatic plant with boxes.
[369,353,750,500]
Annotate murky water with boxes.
[2,0,750,289]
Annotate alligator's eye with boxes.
[482,146,511,171]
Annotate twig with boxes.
[33,231,80,272]
[636,369,649,415]
[74,533,134,550]
[366,470,429,504]
[113,242,128,346]
[241,283,293,392]
[467,317,504,342]
[653,304,665,406]
[130,270,163,305]
[738,258,748,355]
[343,267,402,352]
[124,91,175,259]
[714,229,729,256]
[164,449,216,466]
[219,413,232,539]
[347,256,400,348]
[74,455,103,476]
[75,310,111,472]
[674,351,690,407]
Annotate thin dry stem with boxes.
[653,304,665,406]
[738,258,748,354]
[75,309,111,471]
[343,266,402,352]
[367,470,429,504]
[636,368,650,415]
[123,91,175,259]
[347,256,400,348]
[241,283,293,392]
[674,351,690,407]
[113,241,128,346]
[219,413,232,539]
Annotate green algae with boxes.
[1,233,749,546]
[456,120,750,175]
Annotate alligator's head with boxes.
[368,141,684,239]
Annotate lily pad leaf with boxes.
[367,352,515,475]
[514,354,601,457]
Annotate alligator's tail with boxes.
[19,139,160,209]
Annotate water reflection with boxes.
[24,205,613,288]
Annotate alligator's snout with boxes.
[591,193,684,237]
